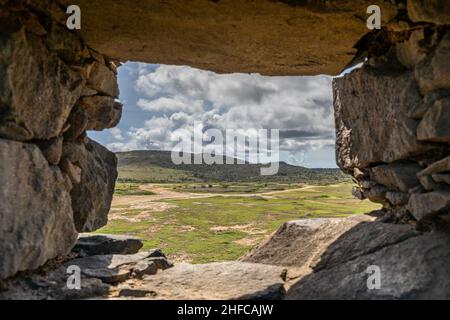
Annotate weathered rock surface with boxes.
[64,139,118,232]
[57,0,381,76]
[0,29,83,141]
[418,174,440,191]
[0,242,172,300]
[241,215,375,279]
[63,103,89,141]
[334,66,427,171]
[36,137,63,165]
[241,216,450,300]
[0,1,123,281]
[73,234,143,256]
[286,230,450,300]
[117,262,286,300]
[366,184,389,204]
[416,156,450,192]
[241,215,420,277]
[79,96,123,131]
[407,191,450,221]
[395,29,427,69]
[312,221,419,271]
[0,267,110,300]
[336,19,450,225]
[369,163,421,192]
[385,191,410,206]
[418,156,450,177]
[415,32,450,94]
[0,139,77,280]
[417,98,450,143]
[432,173,450,185]
[407,0,450,25]
[66,250,170,284]
[44,22,87,64]
[85,62,119,98]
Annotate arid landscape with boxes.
[100,181,380,263]
[90,150,379,263]
[2,0,450,302]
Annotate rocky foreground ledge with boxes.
[0,233,286,300]
[243,214,450,300]
[2,214,450,300]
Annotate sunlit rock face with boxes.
[335,19,450,225]
[0,0,119,280]
[58,0,394,76]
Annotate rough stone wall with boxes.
[0,1,120,280]
[335,1,450,229]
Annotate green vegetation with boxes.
[172,182,293,194]
[114,183,156,196]
[98,182,380,263]
[102,152,379,263]
[116,150,350,184]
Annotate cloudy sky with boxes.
[89,62,337,168]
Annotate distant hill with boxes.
[116,150,349,184]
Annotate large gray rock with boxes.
[395,29,427,69]
[73,233,144,256]
[416,156,450,191]
[415,32,450,94]
[0,138,77,280]
[36,137,63,165]
[63,103,88,141]
[418,156,450,177]
[0,29,83,141]
[385,191,410,206]
[418,174,440,191]
[63,139,118,232]
[0,267,110,300]
[417,98,450,143]
[79,96,123,131]
[65,250,170,284]
[313,221,419,271]
[286,230,450,300]
[407,191,450,221]
[369,163,421,192]
[366,184,389,204]
[0,248,171,300]
[44,22,87,64]
[432,173,450,185]
[241,215,374,271]
[407,0,450,25]
[86,62,119,98]
[120,262,286,300]
[334,66,428,171]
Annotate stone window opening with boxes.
[1,0,450,300]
